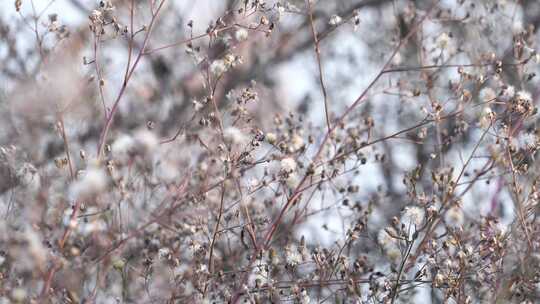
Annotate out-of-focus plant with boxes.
[1,0,540,303]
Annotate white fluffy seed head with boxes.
[134,129,158,153]
[291,134,304,152]
[235,28,248,41]
[69,166,108,201]
[329,15,342,26]
[210,59,227,75]
[401,206,424,226]
[501,85,515,99]
[436,32,450,49]
[445,206,464,228]
[280,157,297,173]
[266,132,277,144]
[377,228,397,248]
[24,227,47,270]
[224,127,247,145]
[112,134,135,162]
[516,90,532,103]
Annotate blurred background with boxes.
[2,0,540,302]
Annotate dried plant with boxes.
[1,0,540,303]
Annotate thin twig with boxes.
[307,0,331,133]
